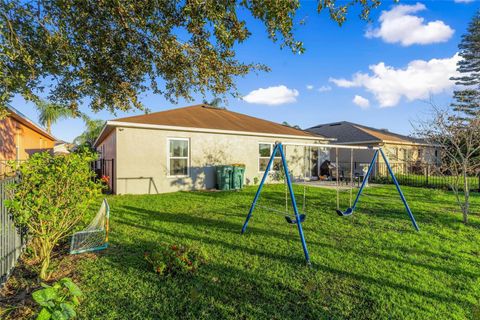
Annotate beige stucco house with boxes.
[307,121,440,176]
[94,104,329,194]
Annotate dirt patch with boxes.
[0,243,97,319]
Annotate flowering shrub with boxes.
[144,243,207,277]
[101,175,110,184]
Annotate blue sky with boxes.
[10,0,480,142]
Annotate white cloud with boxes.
[353,95,370,109]
[329,78,356,88]
[454,0,474,3]
[306,84,314,90]
[317,85,332,92]
[243,85,299,105]
[365,3,454,46]
[330,54,461,107]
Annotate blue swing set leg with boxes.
[379,149,420,231]
[336,148,420,231]
[241,143,311,264]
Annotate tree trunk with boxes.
[39,242,53,280]
[463,171,470,224]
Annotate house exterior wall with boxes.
[107,126,324,194]
[98,130,116,161]
[0,116,55,161]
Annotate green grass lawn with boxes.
[77,185,480,319]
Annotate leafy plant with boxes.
[6,151,103,279]
[144,243,207,277]
[32,277,83,320]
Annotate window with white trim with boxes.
[168,138,189,176]
[258,143,283,172]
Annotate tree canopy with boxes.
[1,0,382,116]
[36,99,77,133]
[450,10,480,120]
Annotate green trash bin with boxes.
[216,165,233,190]
[231,165,245,190]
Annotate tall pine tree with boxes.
[451,11,480,119]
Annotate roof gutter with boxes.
[93,123,110,147]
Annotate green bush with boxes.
[32,277,83,320]
[6,151,102,279]
[144,243,207,276]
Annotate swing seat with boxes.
[336,208,353,217]
[285,214,306,224]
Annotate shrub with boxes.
[144,243,207,277]
[32,277,83,320]
[6,151,103,279]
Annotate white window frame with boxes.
[258,142,283,173]
[167,138,190,178]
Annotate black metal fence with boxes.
[0,176,24,285]
[91,159,115,193]
[371,162,480,192]
[332,161,480,192]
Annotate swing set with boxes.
[241,142,419,264]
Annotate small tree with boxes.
[6,151,102,279]
[415,107,480,224]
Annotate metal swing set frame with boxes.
[241,142,419,264]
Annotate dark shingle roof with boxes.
[307,121,424,145]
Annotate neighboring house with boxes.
[54,141,72,155]
[0,106,56,160]
[307,121,440,175]
[94,104,329,194]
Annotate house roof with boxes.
[306,121,426,146]
[7,106,57,141]
[95,104,325,146]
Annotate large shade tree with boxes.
[1,0,383,116]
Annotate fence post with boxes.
[0,176,23,286]
[425,165,429,187]
[111,159,115,194]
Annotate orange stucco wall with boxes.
[0,115,55,161]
